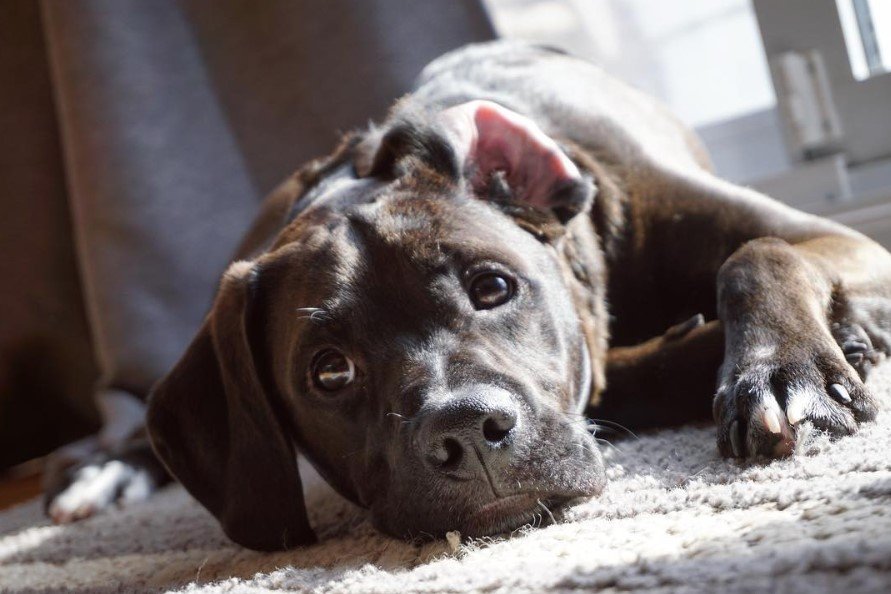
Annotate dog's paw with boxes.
[832,320,883,379]
[44,441,167,524]
[831,296,891,380]
[714,342,879,459]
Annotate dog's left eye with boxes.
[469,272,515,309]
[311,349,356,392]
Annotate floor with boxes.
[0,460,43,511]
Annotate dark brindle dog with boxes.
[46,42,891,551]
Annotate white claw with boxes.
[758,399,795,456]
[828,383,852,404]
[762,407,783,434]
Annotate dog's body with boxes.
[46,42,891,551]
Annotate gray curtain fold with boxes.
[178,0,497,192]
[0,1,100,467]
[42,0,262,397]
[0,0,494,467]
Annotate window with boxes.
[483,0,891,246]
[837,0,891,80]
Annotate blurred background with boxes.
[1,0,889,495]
[485,0,891,241]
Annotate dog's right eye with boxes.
[311,349,356,392]
[469,272,515,309]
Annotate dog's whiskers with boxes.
[593,438,622,455]
[587,418,639,440]
[295,307,333,323]
[562,417,604,443]
[385,411,415,429]
[565,412,637,440]
[574,441,602,457]
[536,499,556,525]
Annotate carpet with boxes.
[3,365,891,594]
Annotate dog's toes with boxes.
[46,458,159,524]
[755,400,795,457]
[715,371,788,459]
[831,300,891,379]
[118,468,156,504]
[48,498,94,525]
[715,344,877,460]
[784,381,860,437]
[664,313,706,341]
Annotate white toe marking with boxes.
[50,461,136,517]
[785,386,815,426]
[120,470,154,504]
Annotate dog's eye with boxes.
[469,272,514,309]
[311,349,356,392]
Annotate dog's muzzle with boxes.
[415,386,520,480]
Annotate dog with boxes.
[44,41,891,551]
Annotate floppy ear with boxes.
[146,261,314,551]
[362,100,596,224]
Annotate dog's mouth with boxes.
[369,413,606,541]
[461,493,574,537]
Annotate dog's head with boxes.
[147,101,608,550]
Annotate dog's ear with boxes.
[361,101,595,224]
[146,261,314,551]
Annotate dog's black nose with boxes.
[419,387,520,476]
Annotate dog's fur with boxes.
[45,42,891,551]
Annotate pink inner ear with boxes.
[438,100,581,208]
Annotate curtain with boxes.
[0,0,495,468]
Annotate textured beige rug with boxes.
[3,365,891,593]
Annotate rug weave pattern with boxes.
[2,366,891,593]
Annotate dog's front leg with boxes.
[714,234,891,458]
[598,316,724,429]
[43,390,170,523]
